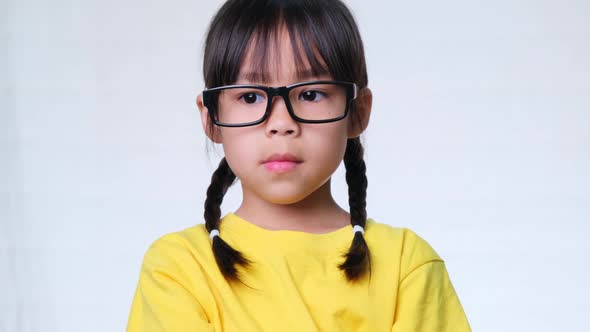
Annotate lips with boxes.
[262,153,303,163]
[262,153,302,172]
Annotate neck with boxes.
[234,178,350,233]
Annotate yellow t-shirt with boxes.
[127,213,471,331]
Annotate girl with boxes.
[127,0,471,331]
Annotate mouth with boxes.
[262,153,303,172]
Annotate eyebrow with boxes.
[237,68,331,84]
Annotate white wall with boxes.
[2,0,589,331]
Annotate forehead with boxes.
[237,25,330,84]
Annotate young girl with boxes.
[127,0,471,331]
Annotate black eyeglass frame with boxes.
[202,80,358,127]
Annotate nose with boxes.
[265,95,300,137]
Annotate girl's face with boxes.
[197,28,371,206]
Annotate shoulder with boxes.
[129,225,220,329]
[140,224,215,274]
[365,219,443,280]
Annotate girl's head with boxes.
[196,0,372,282]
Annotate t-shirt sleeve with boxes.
[392,229,471,332]
[126,234,214,332]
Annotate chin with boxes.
[263,194,308,205]
[258,188,314,205]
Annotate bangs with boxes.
[238,21,331,84]
[203,0,367,88]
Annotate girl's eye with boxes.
[299,90,326,102]
[239,92,265,104]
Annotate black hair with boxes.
[202,0,370,282]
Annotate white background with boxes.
[2,0,589,331]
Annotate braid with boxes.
[338,137,371,281]
[204,157,250,281]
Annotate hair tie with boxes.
[209,229,220,240]
[352,225,365,235]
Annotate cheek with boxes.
[220,129,258,178]
[306,125,349,171]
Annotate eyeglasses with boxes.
[202,80,357,127]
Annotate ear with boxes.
[347,87,372,138]
[196,94,223,143]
